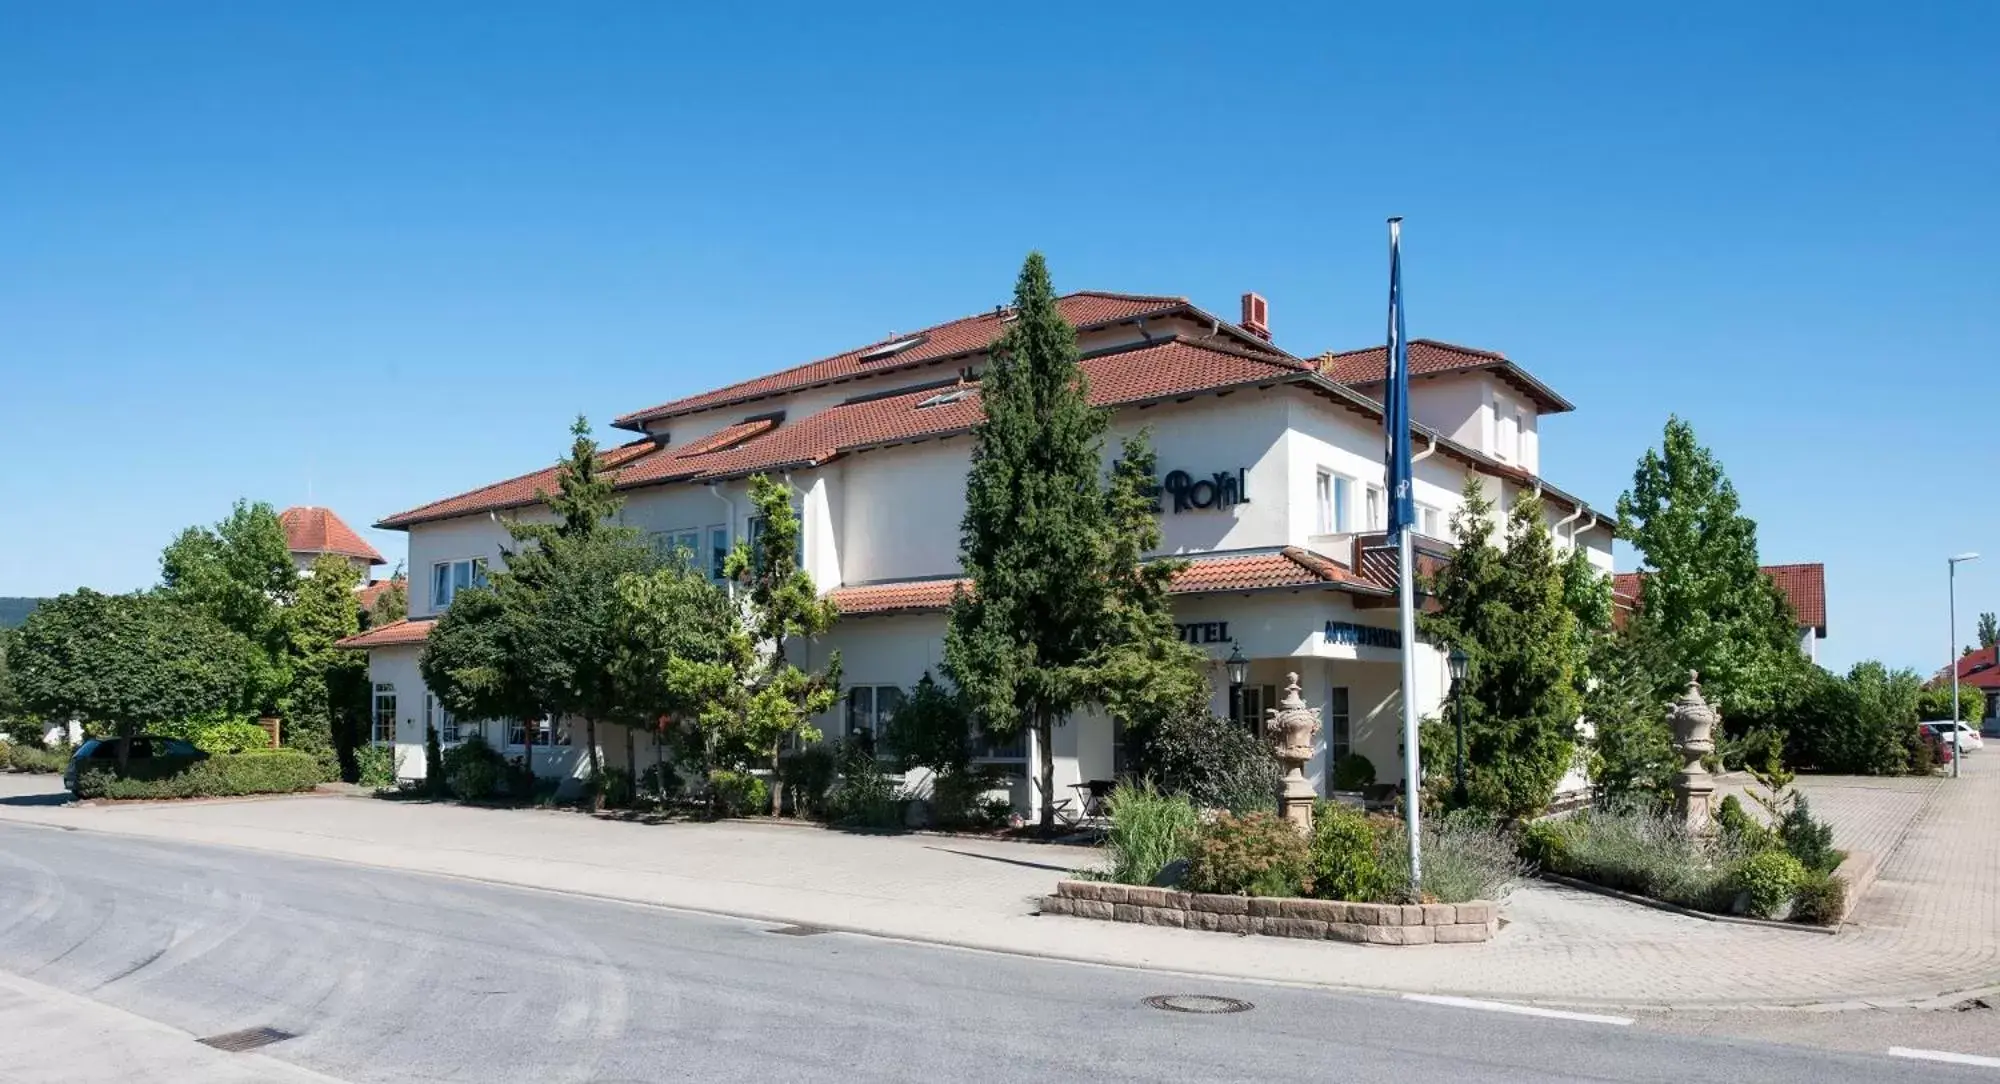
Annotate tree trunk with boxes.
[584,716,602,811]
[1037,711,1055,834]
[624,724,636,807]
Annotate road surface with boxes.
[0,819,1991,1083]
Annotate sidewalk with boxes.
[0,760,1993,1011]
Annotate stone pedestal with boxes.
[1265,673,1322,833]
[1669,672,1719,833]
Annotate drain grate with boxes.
[767,924,829,937]
[1144,994,1253,1014]
[197,1027,297,1053]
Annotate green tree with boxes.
[1917,679,1983,724]
[1093,431,1210,753]
[13,591,254,766]
[1616,417,1801,719]
[422,584,543,772]
[1584,620,1680,807]
[159,500,297,713]
[715,474,841,808]
[611,548,741,776]
[1420,481,1580,819]
[1979,611,1998,650]
[945,252,1112,831]
[287,554,369,778]
[366,569,409,629]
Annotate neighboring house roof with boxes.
[1316,339,1574,414]
[280,506,386,565]
[335,617,435,649]
[612,291,1206,430]
[1946,645,2000,691]
[828,546,1391,617]
[356,579,402,612]
[1610,562,1827,635]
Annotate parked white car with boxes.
[1923,721,1984,753]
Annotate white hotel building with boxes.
[341,291,1614,811]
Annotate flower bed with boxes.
[1040,880,1498,945]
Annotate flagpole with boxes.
[1385,216,1423,896]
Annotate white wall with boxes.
[405,514,537,618]
[1130,393,1291,556]
[835,441,974,584]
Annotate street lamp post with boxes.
[1226,643,1249,732]
[1950,553,1980,779]
[1447,646,1470,805]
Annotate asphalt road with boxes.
[0,819,1992,1084]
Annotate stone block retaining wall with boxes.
[1040,881,1498,945]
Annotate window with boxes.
[1416,503,1442,539]
[709,525,730,582]
[1326,686,1353,786]
[1366,485,1385,531]
[507,718,566,748]
[1233,684,1277,736]
[652,529,701,564]
[746,513,805,572]
[1315,471,1354,534]
[424,693,459,744]
[845,685,905,755]
[372,684,397,745]
[431,558,487,610]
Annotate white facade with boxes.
[359,297,1614,811]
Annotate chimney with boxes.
[1241,292,1270,340]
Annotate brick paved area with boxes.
[1,757,1994,1009]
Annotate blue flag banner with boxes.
[1384,218,1416,538]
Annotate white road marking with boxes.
[1890,1047,2000,1069]
[1401,994,1633,1026]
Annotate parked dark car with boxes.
[62,736,207,793]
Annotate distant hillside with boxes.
[0,598,46,628]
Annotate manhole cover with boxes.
[1143,994,1253,1014]
[197,1027,297,1052]
[767,924,828,937]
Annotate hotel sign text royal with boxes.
[1159,467,1250,513]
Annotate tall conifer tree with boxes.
[946,253,1109,830]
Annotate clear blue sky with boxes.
[2,2,1994,673]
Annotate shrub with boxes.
[708,769,769,818]
[1719,726,1786,775]
[1790,869,1847,926]
[424,726,447,796]
[1103,783,1200,886]
[1518,818,1572,873]
[1715,795,1778,853]
[777,744,839,818]
[74,751,325,800]
[1729,850,1805,919]
[355,744,395,790]
[639,761,683,803]
[1305,801,1390,901]
[929,766,1013,830]
[191,721,275,756]
[1418,810,1526,903]
[1332,754,1377,793]
[3,742,68,773]
[1186,812,1308,897]
[1779,795,1841,875]
[826,736,902,828]
[593,767,636,810]
[1137,702,1280,815]
[442,735,507,801]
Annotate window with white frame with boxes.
[652,528,701,564]
[1315,471,1354,534]
[1233,683,1278,736]
[1326,686,1354,789]
[708,524,729,581]
[507,717,566,748]
[845,685,905,755]
[1416,503,1442,539]
[1365,485,1385,531]
[431,557,487,610]
[372,684,397,745]
[746,513,805,572]
[424,693,459,744]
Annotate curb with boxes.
[1539,874,1836,934]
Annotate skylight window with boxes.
[859,334,929,362]
[917,388,975,409]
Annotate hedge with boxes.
[75,751,327,800]
[2,743,70,774]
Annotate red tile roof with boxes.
[356,579,403,612]
[1317,339,1573,414]
[612,291,1192,429]
[335,617,435,649]
[280,506,386,565]
[1611,563,1826,634]
[826,546,1386,616]
[1947,645,2000,690]
[381,336,1307,529]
